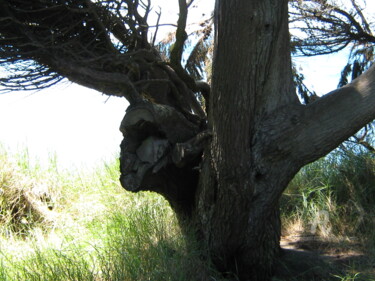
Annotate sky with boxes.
[0,0,371,169]
[0,85,128,169]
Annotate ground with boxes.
[274,230,375,281]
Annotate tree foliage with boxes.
[0,0,211,104]
[0,0,213,218]
[290,0,375,55]
[0,0,149,94]
[291,0,374,95]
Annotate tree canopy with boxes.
[291,0,374,90]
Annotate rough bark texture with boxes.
[2,0,375,280]
[192,1,297,279]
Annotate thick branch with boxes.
[299,65,375,162]
[263,64,375,168]
[172,130,212,167]
[54,58,142,103]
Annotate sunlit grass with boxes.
[0,146,219,281]
[281,150,375,280]
[1,145,374,280]
[282,150,375,240]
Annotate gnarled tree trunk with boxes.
[117,1,297,279]
[117,0,375,280]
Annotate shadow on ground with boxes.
[273,234,375,281]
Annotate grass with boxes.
[282,150,375,239]
[281,149,375,280]
[0,146,218,281]
[0,145,374,280]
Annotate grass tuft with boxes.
[282,151,375,241]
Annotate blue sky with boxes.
[0,0,367,169]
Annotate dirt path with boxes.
[275,233,375,281]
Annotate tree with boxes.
[1,0,375,280]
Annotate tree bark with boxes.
[190,1,296,279]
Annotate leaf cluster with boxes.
[290,0,375,56]
[0,0,154,97]
[0,0,213,123]
[290,0,375,92]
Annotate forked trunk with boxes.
[117,0,375,279]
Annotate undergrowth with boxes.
[282,150,375,241]
[0,145,374,280]
[281,149,375,280]
[0,147,218,281]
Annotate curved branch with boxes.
[170,0,188,66]
[330,6,375,43]
[172,130,212,167]
[261,64,375,167]
[160,64,206,119]
[54,59,142,103]
[350,0,371,34]
[299,64,375,162]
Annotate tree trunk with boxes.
[194,156,283,280]
[188,1,297,279]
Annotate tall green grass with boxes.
[281,150,375,281]
[282,150,375,243]
[1,145,374,280]
[0,147,219,281]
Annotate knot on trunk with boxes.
[119,102,211,213]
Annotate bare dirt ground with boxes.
[275,232,375,281]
